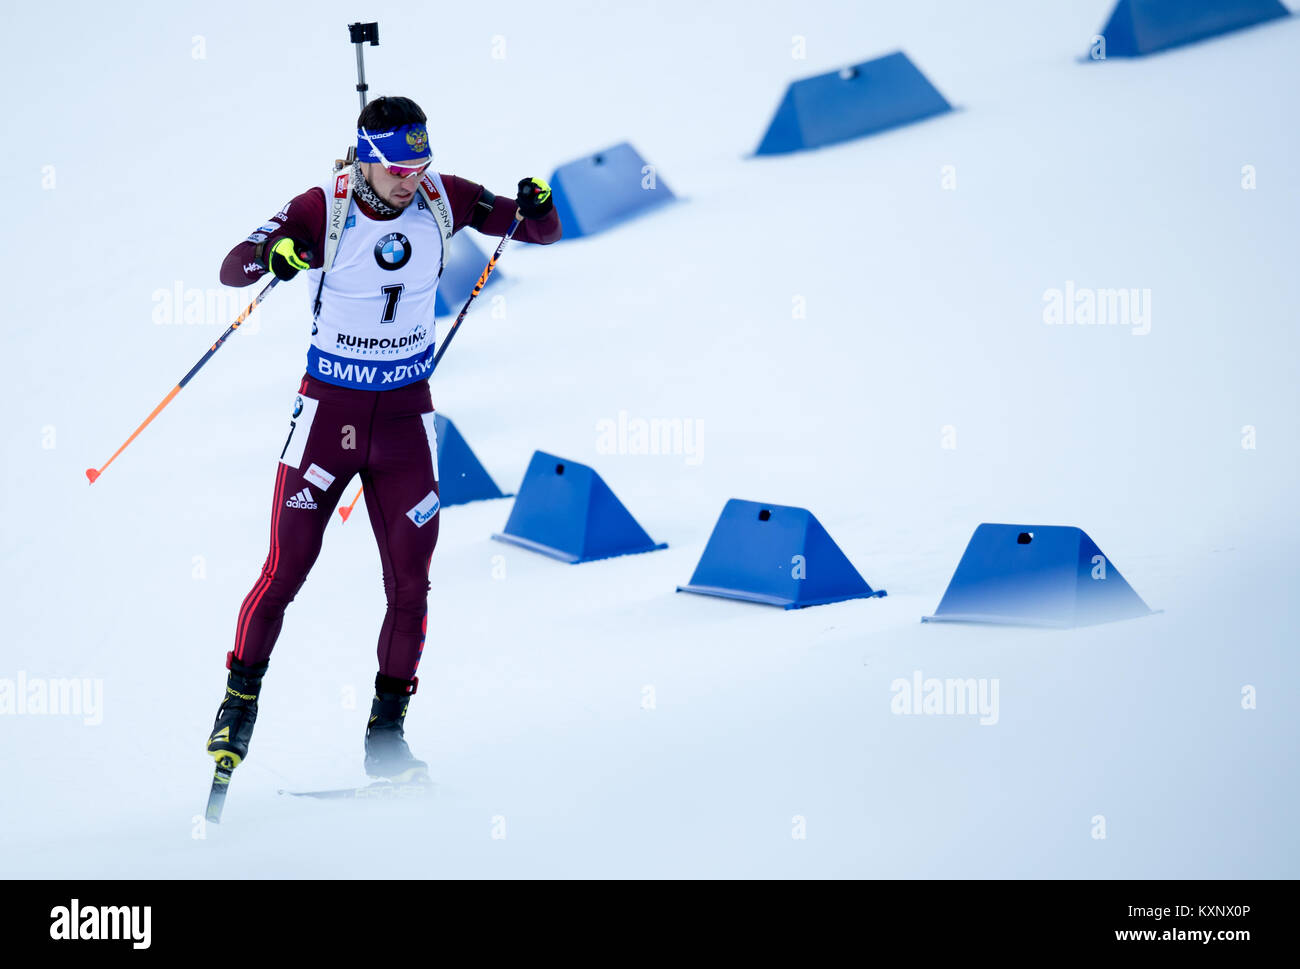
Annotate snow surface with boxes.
[2,0,1297,878]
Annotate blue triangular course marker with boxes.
[754,51,952,156]
[491,451,666,563]
[434,231,503,317]
[549,142,676,241]
[1093,0,1288,58]
[676,499,886,609]
[922,524,1156,628]
[432,414,510,508]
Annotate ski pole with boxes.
[431,215,519,373]
[86,276,280,484]
[337,219,519,521]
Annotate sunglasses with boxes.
[359,127,433,179]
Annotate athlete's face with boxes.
[362,160,426,209]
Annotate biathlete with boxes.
[205,95,561,781]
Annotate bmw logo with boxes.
[293,396,304,418]
[374,232,412,270]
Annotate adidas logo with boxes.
[286,487,318,510]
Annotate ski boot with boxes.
[207,653,269,772]
[364,673,428,783]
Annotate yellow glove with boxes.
[515,177,553,219]
[263,237,312,280]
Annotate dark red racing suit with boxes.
[219,172,560,680]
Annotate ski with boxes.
[280,768,433,801]
[205,761,235,823]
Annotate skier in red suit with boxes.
[206,95,561,782]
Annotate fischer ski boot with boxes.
[364,674,428,782]
[207,653,269,772]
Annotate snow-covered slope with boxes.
[1,0,1297,877]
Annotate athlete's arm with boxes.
[441,174,562,245]
[219,186,329,287]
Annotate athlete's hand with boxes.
[515,177,553,220]
[262,237,313,281]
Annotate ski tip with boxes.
[85,468,100,484]
[205,788,230,824]
[338,506,352,522]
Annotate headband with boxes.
[356,123,432,164]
